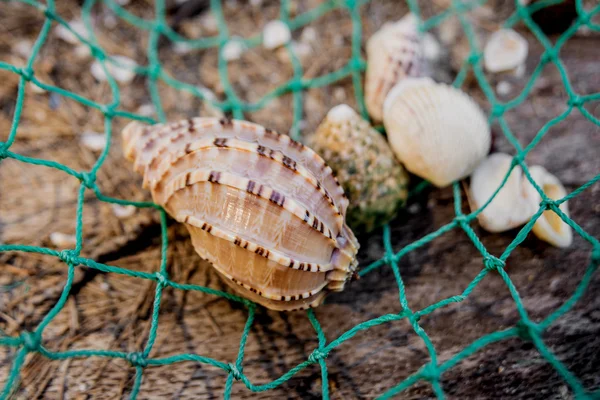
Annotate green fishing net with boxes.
[1,0,599,398]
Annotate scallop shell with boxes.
[383,78,491,188]
[468,153,538,232]
[365,13,423,122]
[307,105,409,232]
[122,117,359,311]
[524,166,572,248]
[484,29,528,73]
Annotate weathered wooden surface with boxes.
[1,0,599,398]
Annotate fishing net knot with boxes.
[491,104,506,118]
[454,215,469,226]
[43,8,56,20]
[148,63,161,80]
[567,95,583,108]
[59,250,79,266]
[308,348,328,364]
[228,363,243,380]
[288,80,304,92]
[81,172,97,189]
[20,67,34,82]
[419,363,439,382]
[89,45,105,61]
[0,143,7,160]
[540,198,556,209]
[154,272,168,287]
[577,12,591,26]
[127,352,148,367]
[467,52,482,65]
[591,246,600,264]
[484,255,505,272]
[541,48,558,64]
[515,320,542,341]
[349,57,366,71]
[20,331,40,352]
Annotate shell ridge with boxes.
[180,213,334,273]
[148,138,344,233]
[163,169,341,248]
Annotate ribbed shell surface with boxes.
[122,117,359,311]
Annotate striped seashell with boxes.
[122,117,359,311]
[365,13,423,123]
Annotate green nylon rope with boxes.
[0,0,599,398]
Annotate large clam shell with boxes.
[307,104,409,232]
[365,13,423,122]
[122,118,359,311]
[383,78,491,187]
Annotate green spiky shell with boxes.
[307,106,408,232]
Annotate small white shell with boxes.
[524,166,572,248]
[365,13,423,122]
[383,78,491,187]
[50,232,77,248]
[469,153,538,232]
[55,20,88,44]
[91,55,137,83]
[484,29,528,73]
[80,131,107,152]
[112,204,137,219]
[263,20,291,50]
[222,38,246,61]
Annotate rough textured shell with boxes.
[365,13,423,122]
[468,153,538,232]
[307,105,409,232]
[383,78,491,188]
[122,117,359,311]
[484,29,528,73]
[524,166,572,248]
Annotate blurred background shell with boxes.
[365,13,423,122]
[307,105,409,233]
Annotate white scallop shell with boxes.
[122,118,359,311]
[365,13,423,122]
[523,166,572,248]
[468,153,538,232]
[383,78,491,188]
[484,29,528,73]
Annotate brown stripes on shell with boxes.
[208,171,221,183]
[185,172,192,186]
[269,190,285,207]
[213,137,228,148]
[288,138,303,150]
[219,117,233,128]
[256,145,267,157]
[282,155,297,171]
[254,247,270,258]
[233,237,241,246]
[264,128,279,140]
[200,222,212,233]
[304,210,310,223]
[246,180,256,194]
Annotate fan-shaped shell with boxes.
[307,104,409,232]
[365,13,423,122]
[383,78,491,187]
[122,118,359,311]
